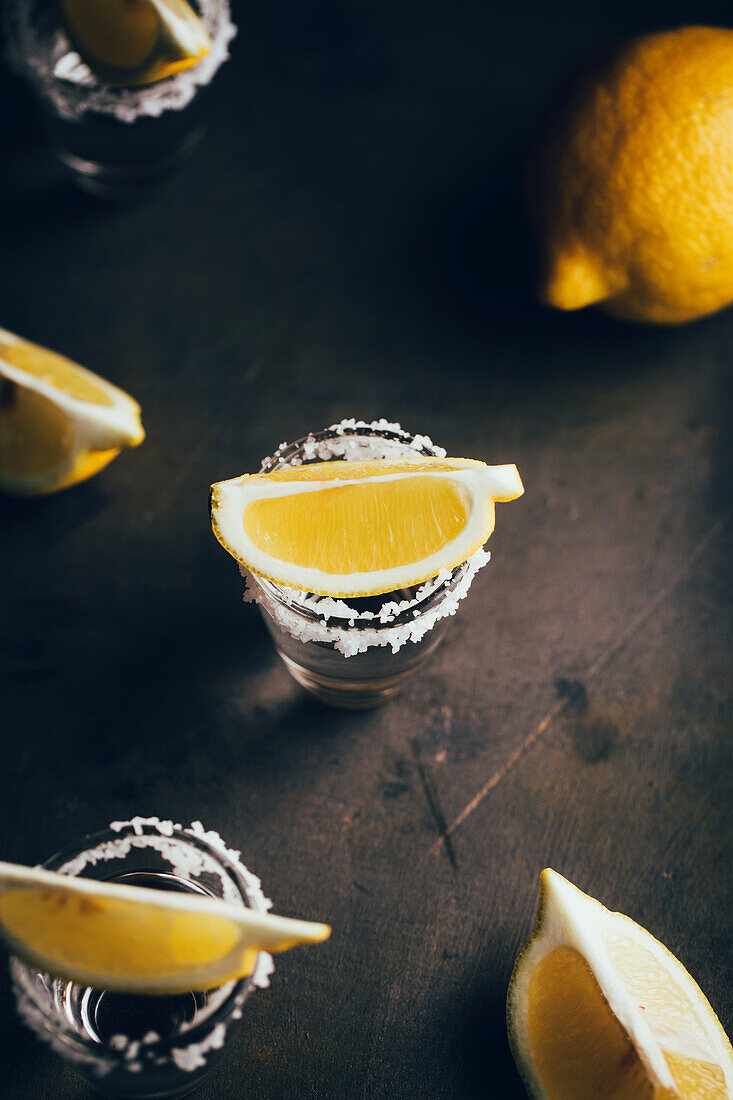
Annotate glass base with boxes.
[53,126,204,200]
[279,651,420,708]
[87,1079,203,1099]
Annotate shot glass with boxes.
[5,0,236,199]
[10,816,273,1098]
[244,420,491,708]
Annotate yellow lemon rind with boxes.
[1,448,124,499]
[531,27,733,326]
[210,460,524,598]
[0,860,329,996]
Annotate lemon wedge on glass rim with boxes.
[210,457,524,598]
[0,860,330,996]
[507,869,733,1099]
[0,327,144,496]
[59,0,212,87]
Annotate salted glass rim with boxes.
[10,821,256,1062]
[252,566,471,629]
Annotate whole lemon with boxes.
[529,26,733,323]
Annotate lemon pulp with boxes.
[528,946,658,1099]
[0,340,113,406]
[61,0,159,69]
[0,887,243,982]
[243,474,469,575]
[527,944,728,1099]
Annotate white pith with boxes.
[507,870,733,1099]
[151,0,212,54]
[212,461,523,596]
[0,860,328,995]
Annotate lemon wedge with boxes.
[210,457,524,598]
[59,0,212,86]
[0,328,144,496]
[507,869,733,1099]
[0,860,330,995]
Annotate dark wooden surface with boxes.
[1,0,732,1096]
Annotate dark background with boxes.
[1,0,732,1095]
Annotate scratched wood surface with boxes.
[1,0,732,1096]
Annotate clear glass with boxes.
[5,0,235,199]
[246,421,490,708]
[10,817,273,1098]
